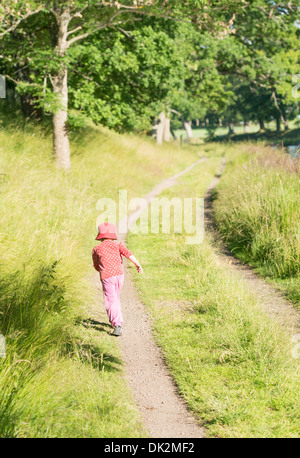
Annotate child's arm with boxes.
[119,242,143,274]
[129,255,143,274]
[92,249,100,272]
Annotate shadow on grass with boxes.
[65,337,123,373]
[0,100,108,151]
[0,100,52,136]
[0,260,123,376]
[71,317,123,372]
[76,317,112,335]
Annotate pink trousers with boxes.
[101,274,124,327]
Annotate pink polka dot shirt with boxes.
[92,240,133,280]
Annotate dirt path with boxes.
[204,158,300,335]
[92,155,299,439]
[118,158,208,439]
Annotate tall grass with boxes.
[213,144,300,305]
[128,150,300,437]
[0,110,199,437]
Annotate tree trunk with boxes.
[183,120,193,138]
[271,91,287,134]
[243,118,249,133]
[170,129,177,140]
[156,112,165,145]
[276,116,281,132]
[258,118,265,131]
[53,67,70,169]
[16,64,43,119]
[282,112,289,131]
[52,10,71,169]
[20,93,43,120]
[163,117,170,142]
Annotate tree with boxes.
[160,1,299,139]
[169,27,234,138]
[0,0,244,168]
[67,22,185,134]
[214,0,300,132]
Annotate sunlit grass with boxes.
[213,144,300,307]
[0,111,199,437]
[128,146,300,437]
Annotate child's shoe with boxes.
[112,326,122,337]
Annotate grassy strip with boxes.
[127,147,300,437]
[0,113,199,437]
[212,143,300,308]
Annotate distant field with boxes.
[175,119,300,146]
[175,123,260,140]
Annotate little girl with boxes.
[92,222,143,336]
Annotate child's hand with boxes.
[136,264,143,274]
[129,255,143,274]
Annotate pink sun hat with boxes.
[95,222,118,240]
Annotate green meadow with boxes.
[0,114,299,437]
[128,143,300,438]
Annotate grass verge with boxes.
[212,143,300,309]
[127,146,300,437]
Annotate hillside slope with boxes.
[0,115,198,437]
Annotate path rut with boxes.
[204,158,300,335]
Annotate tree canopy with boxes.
[0,0,299,166]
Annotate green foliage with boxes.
[68,25,184,131]
[3,0,292,135]
[215,1,300,127]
